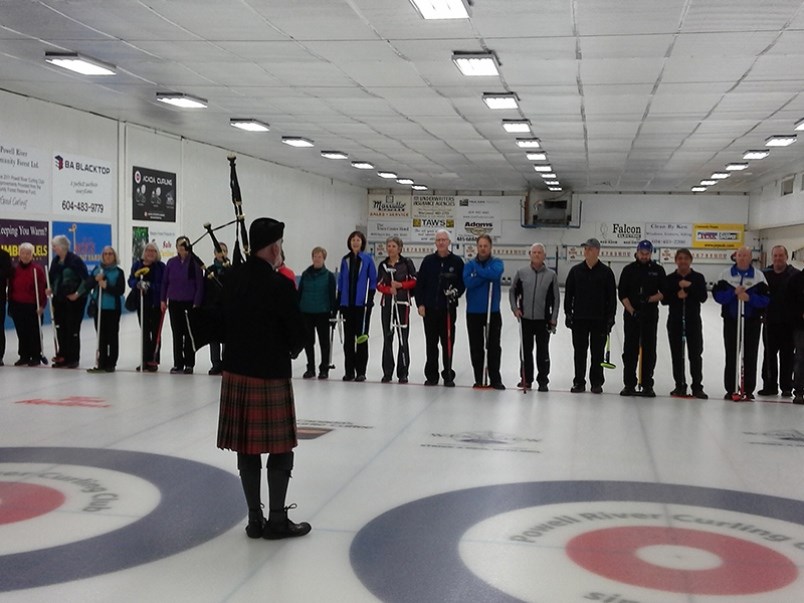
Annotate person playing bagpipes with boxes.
[84,246,125,373]
[377,236,417,384]
[336,230,377,382]
[128,242,166,372]
[160,236,204,374]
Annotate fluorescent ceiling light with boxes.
[742,149,770,160]
[409,0,469,20]
[540,173,557,179]
[533,165,553,173]
[45,52,116,76]
[451,52,499,77]
[548,187,562,192]
[377,171,398,179]
[699,180,717,186]
[710,172,730,179]
[282,137,314,148]
[482,93,519,110]
[503,120,531,133]
[526,152,548,161]
[691,187,707,192]
[765,134,797,147]
[321,150,348,159]
[515,138,541,148]
[352,161,374,169]
[725,163,748,171]
[795,118,804,131]
[411,184,429,191]
[396,178,414,185]
[230,119,269,132]
[544,180,560,186]
[156,92,207,109]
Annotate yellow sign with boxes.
[692,223,744,249]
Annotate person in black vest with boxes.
[662,248,708,399]
[414,229,465,387]
[758,245,799,397]
[0,246,12,366]
[618,240,666,397]
[564,238,617,394]
[217,217,311,540]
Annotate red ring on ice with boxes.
[566,526,798,595]
[0,482,66,524]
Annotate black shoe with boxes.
[87,367,106,374]
[14,358,27,366]
[381,375,392,383]
[538,384,549,392]
[342,375,354,382]
[590,385,603,394]
[745,393,755,400]
[170,367,184,374]
[318,371,329,380]
[781,390,793,398]
[245,510,266,539]
[105,367,116,373]
[692,389,708,400]
[724,392,735,400]
[570,385,585,393]
[144,363,158,373]
[670,386,688,397]
[491,382,506,391]
[793,394,804,405]
[355,375,366,382]
[28,359,40,367]
[302,369,316,379]
[639,387,656,398]
[620,386,637,396]
[472,383,486,389]
[757,388,778,396]
[424,379,438,386]
[263,505,312,540]
[209,365,223,376]
[398,377,408,384]
[443,380,455,387]
[183,367,194,375]
[65,361,79,369]
[517,380,532,389]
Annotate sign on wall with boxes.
[52,152,113,218]
[0,219,50,264]
[411,195,456,221]
[52,221,111,270]
[132,166,176,222]
[454,196,511,243]
[644,223,694,248]
[0,141,51,214]
[368,194,410,219]
[597,222,644,247]
[692,223,744,249]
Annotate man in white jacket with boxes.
[509,243,559,391]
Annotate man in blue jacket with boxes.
[713,246,770,400]
[463,234,505,389]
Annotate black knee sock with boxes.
[237,453,262,514]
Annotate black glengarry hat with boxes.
[249,217,284,253]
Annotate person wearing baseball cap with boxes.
[217,216,312,541]
[564,237,617,393]
[618,239,666,397]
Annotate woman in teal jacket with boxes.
[84,246,125,373]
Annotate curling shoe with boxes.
[245,509,267,539]
[263,504,311,540]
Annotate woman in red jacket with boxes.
[8,243,47,366]
[377,236,417,383]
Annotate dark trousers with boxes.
[9,301,41,362]
[93,308,121,369]
[168,301,195,369]
[303,312,331,373]
[53,297,86,363]
[381,299,411,379]
[667,317,704,390]
[792,329,804,395]
[0,301,5,359]
[342,305,372,378]
[723,316,761,395]
[622,311,659,388]
[137,304,162,365]
[571,319,607,388]
[423,306,457,383]
[761,322,795,392]
[520,318,551,386]
[466,311,502,385]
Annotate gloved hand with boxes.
[137,281,150,291]
[444,285,459,303]
[565,314,573,329]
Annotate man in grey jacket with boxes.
[509,243,559,391]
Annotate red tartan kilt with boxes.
[217,371,298,454]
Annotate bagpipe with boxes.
[185,154,249,352]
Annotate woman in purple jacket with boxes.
[161,236,204,374]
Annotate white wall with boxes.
[748,169,804,268]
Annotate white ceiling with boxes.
[2,0,804,194]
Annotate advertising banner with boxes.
[410,217,455,243]
[52,152,113,218]
[644,222,694,248]
[0,219,50,264]
[411,195,455,221]
[0,141,50,214]
[368,194,410,219]
[52,221,111,271]
[454,196,509,243]
[132,166,177,222]
[597,222,644,247]
[367,220,412,241]
[692,223,744,249]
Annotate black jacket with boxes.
[414,251,465,310]
[763,264,799,324]
[222,256,305,379]
[785,269,804,330]
[0,248,12,304]
[618,259,666,318]
[662,269,708,323]
[564,260,617,324]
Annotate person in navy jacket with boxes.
[713,246,770,400]
[337,231,377,382]
[463,234,505,389]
